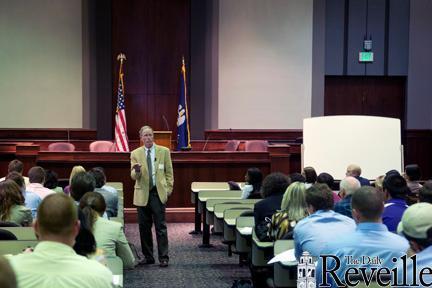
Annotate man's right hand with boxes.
[133,164,142,173]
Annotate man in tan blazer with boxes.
[130,125,174,267]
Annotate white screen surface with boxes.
[303,116,402,180]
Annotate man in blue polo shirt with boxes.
[293,183,356,260]
[316,186,409,287]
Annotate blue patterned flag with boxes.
[176,58,191,150]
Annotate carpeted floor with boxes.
[124,223,250,288]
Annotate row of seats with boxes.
[48,140,268,152]
[192,183,292,287]
[224,140,268,152]
[47,141,116,152]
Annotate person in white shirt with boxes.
[26,167,55,200]
[0,159,30,186]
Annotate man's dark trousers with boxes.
[137,187,169,262]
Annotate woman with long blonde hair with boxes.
[269,182,308,240]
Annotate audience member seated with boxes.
[254,172,290,241]
[74,208,97,257]
[316,186,409,287]
[346,164,370,186]
[240,167,263,199]
[0,159,30,186]
[92,167,118,195]
[403,164,422,194]
[317,172,341,204]
[70,172,96,203]
[0,256,17,288]
[0,180,32,226]
[293,183,356,260]
[26,166,55,200]
[271,182,307,240]
[302,166,317,188]
[80,192,135,269]
[6,172,41,219]
[9,193,112,288]
[334,176,361,218]
[289,172,305,183]
[396,202,432,286]
[44,170,63,194]
[382,173,409,232]
[88,168,118,217]
[419,181,432,204]
[64,165,86,195]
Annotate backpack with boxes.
[268,211,297,241]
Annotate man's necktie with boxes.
[147,149,153,189]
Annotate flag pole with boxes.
[114,53,130,152]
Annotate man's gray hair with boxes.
[139,126,153,138]
[340,176,361,196]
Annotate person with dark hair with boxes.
[317,172,341,204]
[88,169,118,217]
[316,172,334,189]
[92,167,118,195]
[0,159,29,186]
[70,172,96,203]
[0,180,32,226]
[397,203,432,286]
[404,164,422,194]
[253,172,290,230]
[346,164,370,186]
[73,208,97,257]
[293,183,355,259]
[419,180,432,204]
[8,193,112,288]
[26,166,55,200]
[302,166,317,187]
[80,192,135,269]
[6,172,41,219]
[289,172,306,183]
[382,173,409,232]
[43,170,63,194]
[334,176,361,218]
[316,186,409,287]
[240,167,263,199]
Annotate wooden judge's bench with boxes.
[0,129,301,222]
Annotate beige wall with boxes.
[218,0,313,129]
[0,0,82,128]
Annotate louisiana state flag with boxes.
[176,57,191,150]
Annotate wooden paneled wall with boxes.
[112,0,191,140]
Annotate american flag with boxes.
[114,70,130,152]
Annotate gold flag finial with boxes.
[117,53,126,64]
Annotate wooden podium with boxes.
[154,131,172,150]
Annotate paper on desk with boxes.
[238,227,253,235]
[268,249,297,265]
[112,275,121,286]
